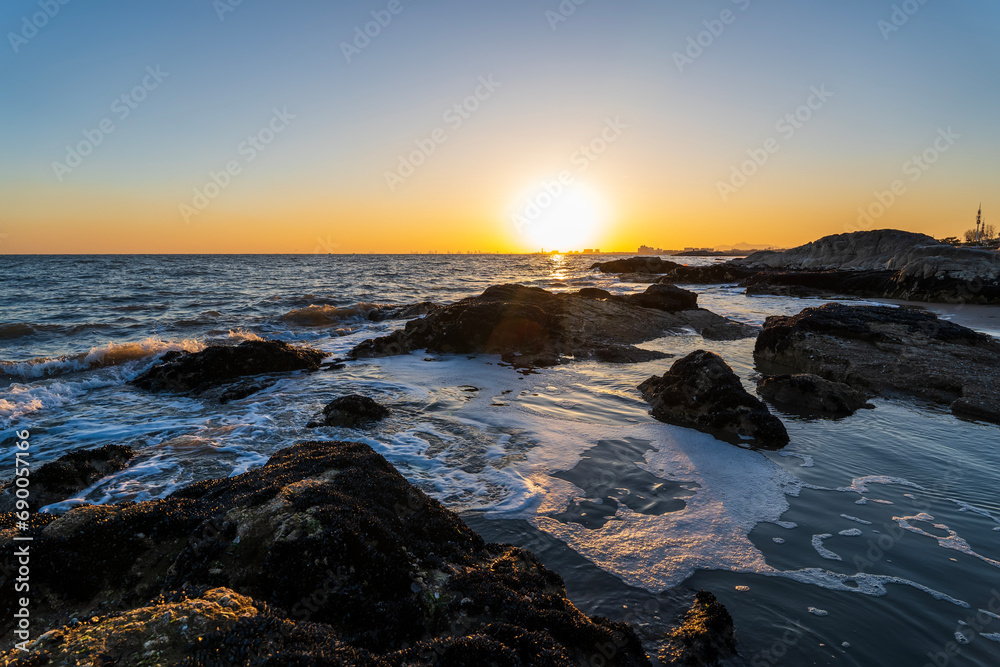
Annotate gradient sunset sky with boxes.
[1,0,997,253]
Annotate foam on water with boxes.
[811,534,843,561]
[841,514,873,525]
[363,353,799,592]
[894,514,1000,569]
[0,336,204,380]
[780,452,815,468]
[279,303,381,327]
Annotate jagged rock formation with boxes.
[638,350,789,448]
[0,441,670,665]
[0,445,135,512]
[757,374,874,417]
[350,285,757,368]
[307,395,390,428]
[755,303,1000,423]
[131,340,326,397]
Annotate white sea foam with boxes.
[894,514,1000,569]
[841,514,873,525]
[948,498,1000,528]
[982,633,1000,643]
[839,528,863,536]
[837,476,925,494]
[359,353,800,592]
[1,337,204,380]
[780,452,815,468]
[811,534,843,561]
[808,607,828,616]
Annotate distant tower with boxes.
[976,204,983,242]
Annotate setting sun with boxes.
[511,182,608,252]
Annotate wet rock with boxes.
[656,264,760,285]
[735,230,1000,304]
[349,284,756,367]
[591,256,681,274]
[308,395,390,428]
[754,303,1000,424]
[741,270,894,299]
[131,340,326,396]
[368,301,442,322]
[0,445,134,512]
[625,284,698,313]
[757,374,873,417]
[0,441,654,665]
[659,591,738,666]
[638,351,789,448]
[215,378,278,404]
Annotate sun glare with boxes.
[511,183,607,252]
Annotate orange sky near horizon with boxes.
[2,2,997,255]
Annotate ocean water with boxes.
[2,254,999,666]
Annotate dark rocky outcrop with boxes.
[625,284,699,312]
[308,395,390,428]
[349,285,756,368]
[0,441,657,665]
[590,257,681,274]
[131,340,326,397]
[734,230,1000,304]
[0,445,134,512]
[741,270,894,299]
[605,231,1000,304]
[755,303,1000,423]
[367,302,441,322]
[757,374,873,417]
[638,351,789,448]
[657,264,760,285]
[659,591,738,667]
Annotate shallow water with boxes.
[2,254,998,665]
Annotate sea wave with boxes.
[279,303,381,327]
[0,321,116,340]
[0,337,205,380]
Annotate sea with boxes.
[2,253,999,666]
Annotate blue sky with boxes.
[1,0,997,252]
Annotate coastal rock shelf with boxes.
[307,394,390,428]
[131,339,326,398]
[638,350,790,448]
[0,441,729,666]
[0,444,134,513]
[593,230,1000,304]
[757,374,874,417]
[350,284,757,368]
[754,303,1000,424]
